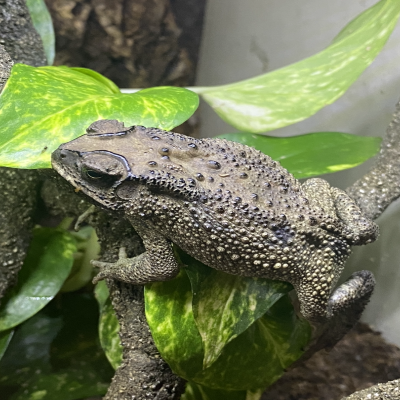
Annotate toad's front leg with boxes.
[92,222,179,285]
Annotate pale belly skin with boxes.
[51,120,378,323]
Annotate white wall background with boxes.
[196,0,400,346]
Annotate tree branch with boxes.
[0,44,12,93]
[0,0,45,301]
[89,204,186,400]
[342,378,400,400]
[347,100,400,220]
[0,0,46,66]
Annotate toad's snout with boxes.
[51,147,79,170]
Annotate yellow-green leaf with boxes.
[0,64,199,169]
[184,256,291,369]
[94,281,123,370]
[145,266,310,391]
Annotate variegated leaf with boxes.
[0,64,199,168]
[145,264,310,391]
[95,281,123,370]
[184,257,291,368]
[194,0,400,132]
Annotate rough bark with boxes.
[0,0,45,301]
[341,379,400,400]
[104,282,185,400]
[0,0,47,66]
[170,0,207,74]
[0,44,12,92]
[44,0,205,88]
[0,169,39,301]
[92,211,185,400]
[347,100,400,220]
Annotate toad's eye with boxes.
[80,153,126,186]
[82,167,120,187]
[86,169,107,180]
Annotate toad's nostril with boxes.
[60,151,67,159]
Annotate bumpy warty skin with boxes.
[52,120,379,321]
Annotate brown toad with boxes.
[51,120,378,322]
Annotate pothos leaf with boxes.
[0,64,199,168]
[182,252,291,369]
[0,293,113,399]
[193,0,400,132]
[95,281,123,370]
[0,227,76,331]
[145,263,310,391]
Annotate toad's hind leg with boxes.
[92,222,179,285]
[325,270,375,342]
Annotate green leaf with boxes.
[95,282,123,370]
[0,293,113,399]
[145,270,204,379]
[182,253,291,368]
[0,330,13,361]
[94,280,110,312]
[218,132,381,178]
[70,67,120,94]
[25,0,55,65]
[10,370,110,400]
[61,226,100,292]
[0,227,76,331]
[99,298,123,370]
[0,64,199,169]
[145,268,311,391]
[0,310,63,385]
[193,0,400,132]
